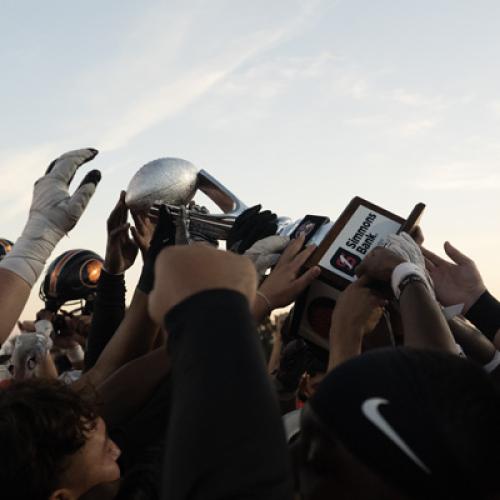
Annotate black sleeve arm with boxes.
[161,289,293,500]
[84,270,126,371]
[465,290,500,341]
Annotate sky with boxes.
[1,0,500,321]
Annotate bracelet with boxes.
[256,290,273,314]
[391,262,428,300]
[398,274,427,298]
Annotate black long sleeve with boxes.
[466,290,500,341]
[161,289,293,500]
[84,270,126,371]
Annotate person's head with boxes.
[0,379,121,500]
[293,348,500,500]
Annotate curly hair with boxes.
[0,378,97,500]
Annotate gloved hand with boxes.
[244,235,290,277]
[137,204,176,294]
[383,232,435,298]
[384,232,427,268]
[0,148,101,287]
[227,204,278,254]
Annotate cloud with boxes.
[389,89,446,109]
[491,99,500,117]
[399,119,437,136]
[72,1,325,152]
[416,161,500,191]
[0,144,59,220]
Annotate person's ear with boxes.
[49,488,78,500]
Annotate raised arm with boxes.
[0,149,101,344]
[147,245,293,500]
[78,204,175,388]
[357,242,457,353]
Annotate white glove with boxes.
[384,232,426,267]
[34,319,54,338]
[244,235,289,277]
[0,148,101,286]
[383,232,435,298]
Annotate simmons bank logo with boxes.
[330,248,361,277]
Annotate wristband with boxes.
[483,350,500,374]
[65,344,85,364]
[391,262,429,300]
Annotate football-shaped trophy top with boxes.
[125,158,199,212]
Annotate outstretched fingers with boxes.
[45,148,98,185]
[444,241,472,265]
[421,246,448,267]
[67,171,101,220]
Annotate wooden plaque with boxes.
[291,197,425,349]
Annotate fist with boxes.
[355,246,405,283]
[148,245,257,324]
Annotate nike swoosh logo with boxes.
[361,398,430,474]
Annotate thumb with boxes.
[444,241,471,265]
[67,170,101,220]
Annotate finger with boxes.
[45,148,98,185]
[130,226,142,247]
[131,211,145,233]
[291,244,317,271]
[108,190,127,226]
[424,256,436,271]
[293,266,321,293]
[67,170,101,220]
[444,241,472,265]
[409,225,424,245]
[420,246,448,267]
[233,205,261,231]
[281,234,306,262]
[109,222,130,238]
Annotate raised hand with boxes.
[137,204,176,294]
[355,246,405,283]
[104,191,138,275]
[148,245,257,324]
[422,242,485,312]
[329,276,387,369]
[227,204,278,254]
[130,211,156,258]
[257,234,321,313]
[0,148,101,287]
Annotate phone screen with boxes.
[290,215,329,246]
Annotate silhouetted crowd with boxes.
[1,149,500,500]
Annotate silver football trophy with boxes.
[125,158,295,241]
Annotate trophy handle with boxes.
[197,170,248,217]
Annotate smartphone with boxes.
[290,215,330,246]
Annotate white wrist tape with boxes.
[0,215,63,287]
[484,351,500,374]
[65,344,85,364]
[391,262,430,300]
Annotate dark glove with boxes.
[137,205,176,294]
[227,204,278,254]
